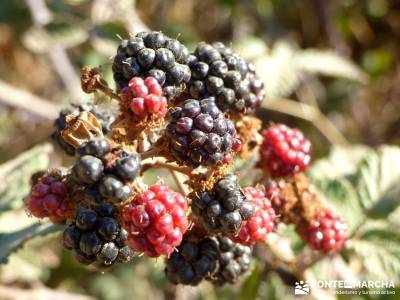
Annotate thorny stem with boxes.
[142,160,195,178]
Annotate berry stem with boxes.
[142,160,194,177]
[168,169,188,195]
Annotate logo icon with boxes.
[295,280,310,295]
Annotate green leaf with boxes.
[350,224,400,281]
[236,264,260,300]
[0,143,52,212]
[0,222,64,263]
[354,146,400,215]
[308,145,373,180]
[312,178,365,234]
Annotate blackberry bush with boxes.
[191,174,254,234]
[166,98,241,167]
[122,183,188,257]
[188,43,265,113]
[112,31,191,100]
[20,30,353,289]
[63,204,134,267]
[260,124,312,177]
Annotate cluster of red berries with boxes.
[260,124,312,177]
[27,174,71,223]
[122,184,188,257]
[305,209,347,253]
[120,76,167,121]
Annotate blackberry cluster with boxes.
[27,173,71,223]
[120,76,167,120]
[165,238,219,285]
[188,43,265,113]
[63,204,134,267]
[191,175,254,234]
[260,124,312,177]
[52,104,115,155]
[122,184,188,257]
[305,209,347,253]
[166,98,241,167]
[231,187,277,246]
[208,236,252,285]
[72,138,141,204]
[112,31,191,100]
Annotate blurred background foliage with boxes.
[0,0,399,299]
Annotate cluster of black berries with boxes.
[63,204,134,267]
[188,43,265,113]
[166,98,240,167]
[165,236,252,285]
[113,31,191,99]
[72,138,141,204]
[52,104,115,156]
[165,238,220,285]
[209,236,252,285]
[191,175,254,234]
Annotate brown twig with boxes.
[0,80,62,120]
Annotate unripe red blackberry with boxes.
[264,179,287,215]
[113,31,190,100]
[231,187,277,246]
[166,98,241,167]
[260,124,311,177]
[26,172,71,223]
[305,209,347,253]
[119,76,167,121]
[72,138,141,205]
[188,43,265,114]
[207,236,252,285]
[191,175,254,235]
[165,237,220,285]
[63,204,134,267]
[122,184,188,257]
[52,104,115,155]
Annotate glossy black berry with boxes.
[114,153,141,181]
[167,98,240,167]
[72,156,104,184]
[63,205,134,267]
[191,175,254,235]
[188,43,265,114]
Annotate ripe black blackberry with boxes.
[52,104,115,155]
[166,98,240,167]
[112,31,191,100]
[72,138,141,204]
[165,238,220,285]
[63,204,134,267]
[191,174,254,234]
[207,236,252,285]
[188,43,265,114]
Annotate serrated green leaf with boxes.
[0,143,52,212]
[0,222,64,263]
[350,225,400,281]
[312,178,365,234]
[354,146,400,215]
[296,50,368,83]
[236,264,260,300]
[308,145,373,180]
